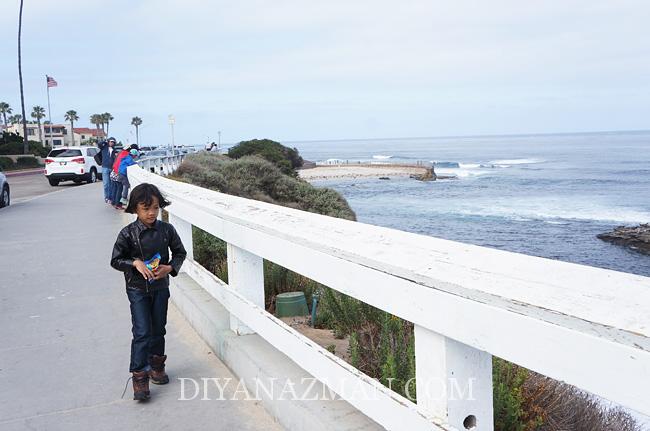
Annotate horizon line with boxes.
[278,128,650,145]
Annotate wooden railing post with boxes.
[414,325,493,430]
[168,213,193,261]
[227,243,265,335]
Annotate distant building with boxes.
[44,124,68,146]
[73,128,106,145]
[4,124,105,147]
[5,123,67,146]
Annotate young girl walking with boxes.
[110,183,187,401]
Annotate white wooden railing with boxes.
[137,154,185,176]
[128,163,650,431]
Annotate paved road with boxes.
[0,182,283,430]
[6,172,88,205]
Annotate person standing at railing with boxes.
[117,145,140,206]
[97,137,116,203]
[111,144,131,209]
[107,142,123,206]
[110,183,187,401]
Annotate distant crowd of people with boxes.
[97,137,140,209]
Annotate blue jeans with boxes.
[108,177,116,204]
[118,174,130,200]
[102,167,112,200]
[112,179,123,205]
[126,287,170,372]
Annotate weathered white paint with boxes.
[137,154,184,175]
[226,244,265,335]
[183,258,448,431]
[415,325,493,430]
[168,212,193,260]
[127,165,650,426]
[169,272,385,431]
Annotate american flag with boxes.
[46,75,58,87]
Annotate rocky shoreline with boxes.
[298,163,429,180]
[597,224,650,255]
[298,163,458,181]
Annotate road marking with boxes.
[2,182,102,208]
[6,187,71,206]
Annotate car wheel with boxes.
[0,186,9,208]
[48,178,59,186]
[88,168,97,184]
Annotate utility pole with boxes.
[17,0,29,154]
[168,114,175,151]
[218,130,221,150]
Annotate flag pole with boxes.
[46,75,53,146]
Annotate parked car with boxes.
[44,146,101,186]
[0,167,9,208]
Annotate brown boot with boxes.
[149,354,169,385]
[132,370,150,401]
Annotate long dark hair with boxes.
[124,183,171,214]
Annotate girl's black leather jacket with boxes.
[110,219,187,291]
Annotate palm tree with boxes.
[65,110,79,145]
[0,102,11,126]
[8,114,23,124]
[131,116,143,146]
[31,106,46,144]
[90,114,103,140]
[102,112,114,134]
[18,0,29,154]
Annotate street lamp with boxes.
[168,114,175,150]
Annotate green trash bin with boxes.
[275,292,309,317]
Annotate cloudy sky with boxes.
[0,0,648,146]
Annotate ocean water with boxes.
[288,131,650,277]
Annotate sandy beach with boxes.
[298,164,428,180]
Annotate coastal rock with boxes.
[413,166,437,181]
[597,224,650,255]
[300,160,317,169]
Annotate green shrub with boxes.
[0,156,14,170]
[175,152,354,311]
[316,287,416,399]
[227,138,303,177]
[15,156,42,168]
[0,132,49,157]
[493,358,530,431]
[175,152,355,219]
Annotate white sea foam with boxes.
[435,168,490,178]
[449,199,650,224]
[372,154,392,160]
[489,158,545,166]
[543,220,570,225]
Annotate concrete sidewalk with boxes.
[0,182,283,430]
[4,167,45,177]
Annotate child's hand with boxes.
[153,264,173,280]
[133,260,155,281]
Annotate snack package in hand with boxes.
[144,253,161,282]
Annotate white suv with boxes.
[45,146,101,186]
[0,167,9,207]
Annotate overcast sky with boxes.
[0,0,648,146]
